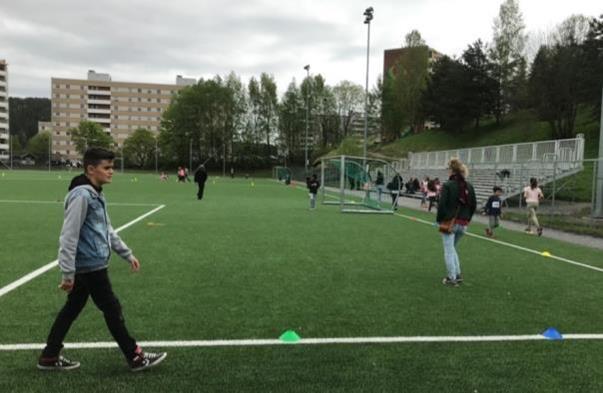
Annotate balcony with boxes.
[88,98,111,105]
[87,88,111,96]
[88,107,111,115]
[0,101,7,109]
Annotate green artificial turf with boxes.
[0,170,601,392]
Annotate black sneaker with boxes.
[442,277,459,287]
[37,355,80,371]
[537,227,543,237]
[130,351,167,372]
[456,274,464,283]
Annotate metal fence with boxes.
[406,135,585,171]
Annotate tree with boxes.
[224,72,248,168]
[246,77,263,146]
[69,121,114,155]
[8,97,50,143]
[489,0,528,122]
[258,73,279,152]
[405,30,426,47]
[528,44,582,139]
[123,128,156,168]
[332,81,364,138]
[161,78,235,168]
[278,80,305,164]
[381,70,404,142]
[581,15,603,117]
[423,56,473,131]
[395,44,429,132]
[26,131,51,162]
[555,14,591,46]
[462,40,498,127]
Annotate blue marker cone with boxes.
[541,327,563,340]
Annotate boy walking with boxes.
[38,148,166,372]
[306,174,320,209]
[484,186,503,237]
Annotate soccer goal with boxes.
[272,166,292,183]
[319,155,402,214]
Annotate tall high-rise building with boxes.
[50,70,195,159]
[0,60,9,162]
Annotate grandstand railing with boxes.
[406,135,585,171]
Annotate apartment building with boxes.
[51,71,195,159]
[0,60,9,161]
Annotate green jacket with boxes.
[436,178,477,223]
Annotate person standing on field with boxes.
[436,158,477,287]
[523,177,544,236]
[38,148,166,372]
[306,174,320,209]
[194,164,208,200]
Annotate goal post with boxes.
[319,155,401,214]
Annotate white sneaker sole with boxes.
[131,352,167,372]
[37,363,80,371]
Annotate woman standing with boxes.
[523,178,544,236]
[436,158,477,287]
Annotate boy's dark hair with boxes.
[493,186,503,193]
[83,148,115,172]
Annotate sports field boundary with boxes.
[0,204,166,299]
[2,334,603,351]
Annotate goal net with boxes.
[319,155,401,214]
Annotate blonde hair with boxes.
[448,157,468,177]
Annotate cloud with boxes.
[1,0,601,98]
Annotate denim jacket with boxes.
[58,184,133,280]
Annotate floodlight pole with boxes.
[362,6,374,171]
[304,64,311,175]
[593,86,603,218]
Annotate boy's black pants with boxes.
[41,268,137,360]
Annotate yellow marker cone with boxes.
[541,251,552,257]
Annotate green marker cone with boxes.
[279,330,301,343]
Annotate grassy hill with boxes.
[372,108,600,159]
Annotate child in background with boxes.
[306,174,320,210]
[523,177,544,236]
[484,186,503,237]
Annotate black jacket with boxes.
[307,178,320,194]
[485,195,502,216]
[436,178,477,223]
[194,168,208,184]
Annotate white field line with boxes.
[0,204,166,299]
[0,199,160,207]
[316,189,603,274]
[2,334,603,351]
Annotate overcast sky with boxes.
[1,0,601,98]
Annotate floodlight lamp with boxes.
[303,64,310,71]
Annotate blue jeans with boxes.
[309,193,316,209]
[441,224,466,280]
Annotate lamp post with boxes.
[304,64,310,174]
[362,6,374,171]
